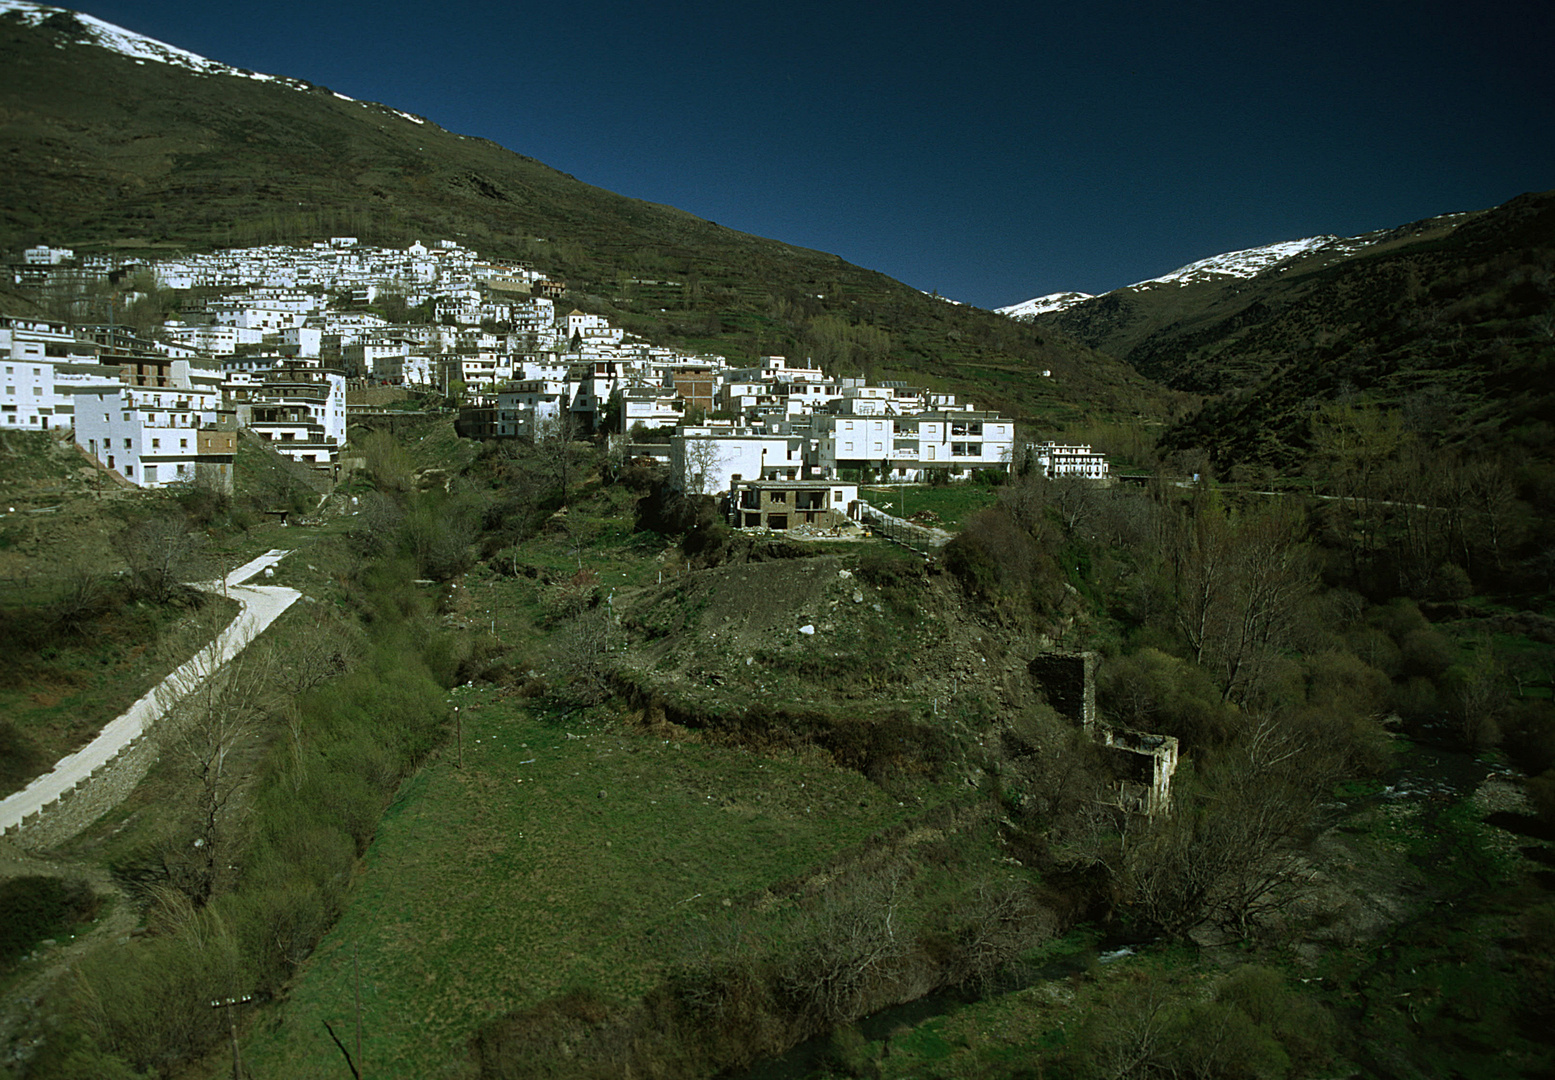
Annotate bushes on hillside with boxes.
[51,634,449,1076]
[472,858,1057,1079]
[943,507,1061,616]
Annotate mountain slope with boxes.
[1017,193,1555,469]
[0,3,1172,427]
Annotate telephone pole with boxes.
[210,994,254,1080]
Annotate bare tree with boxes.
[1123,713,1338,938]
[532,409,581,506]
[1170,499,1315,705]
[1449,634,1511,746]
[1076,971,1183,1080]
[113,514,209,604]
[156,617,277,906]
[679,435,725,497]
[782,866,912,1023]
[948,878,1055,988]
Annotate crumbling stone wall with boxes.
[1098,726,1179,816]
[1027,651,1096,725]
[1029,650,1176,814]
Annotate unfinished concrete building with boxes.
[729,479,857,531]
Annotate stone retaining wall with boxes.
[3,731,160,851]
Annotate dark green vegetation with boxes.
[1032,192,1555,474]
[0,11,1170,428]
[0,11,1551,1077]
[0,877,100,972]
[0,409,1550,1080]
[238,690,926,1078]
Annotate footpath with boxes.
[0,551,300,846]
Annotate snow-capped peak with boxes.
[0,1,307,86]
[996,291,1095,320]
[0,1,429,124]
[997,232,1386,320]
[1124,234,1376,290]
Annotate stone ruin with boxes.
[1028,651,1178,815]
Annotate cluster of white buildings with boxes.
[0,315,339,493]
[148,236,548,300]
[3,238,1110,508]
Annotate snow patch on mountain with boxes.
[1,1,298,84]
[1125,234,1375,290]
[918,289,965,306]
[0,1,442,119]
[996,291,1094,320]
[998,232,1385,320]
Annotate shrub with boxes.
[0,876,100,971]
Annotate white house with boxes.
[73,359,236,491]
[622,385,688,430]
[237,366,347,471]
[493,380,568,440]
[162,322,264,356]
[0,318,114,430]
[23,246,74,266]
[1028,442,1111,479]
[813,411,1015,480]
[343,337,414,382]
[670,427,808,496]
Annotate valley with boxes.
[0,5,1551,1079]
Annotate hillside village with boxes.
[5,238,1109,525]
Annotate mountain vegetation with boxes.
[1030,192,1555,474]
[0,7,1171,431]
[3,409,1550,1079]
[0,7,1552,1080]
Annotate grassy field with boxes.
[857,483,1002,527]
[239,685,919,1079]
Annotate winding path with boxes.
[0,551,300,840]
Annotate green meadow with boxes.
[240,685,916,1079]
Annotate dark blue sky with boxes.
[65,0,1555,309]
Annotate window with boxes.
[123,438,131,449]
[151,439,160,449]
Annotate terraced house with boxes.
[813,409,1015,480]
[72,357,236,492]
